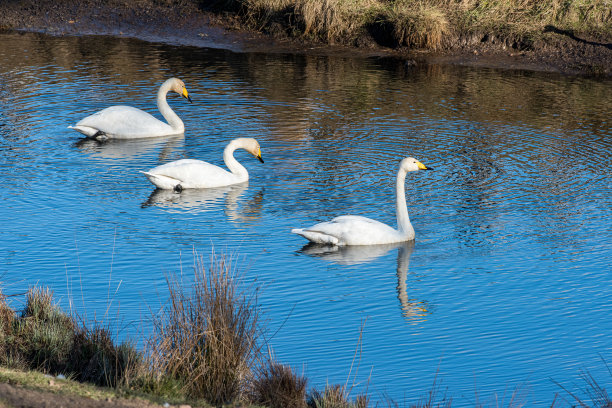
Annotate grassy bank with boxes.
[214,0,610,50]
[0,252,369,408]
[0,250,610,407]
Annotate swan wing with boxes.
[145,159,241,189]
[73,106,175,138]
[293,215,404,246]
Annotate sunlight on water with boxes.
[0,31,611,406]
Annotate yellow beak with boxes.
[182,87,192,103]
[416,160,432,170]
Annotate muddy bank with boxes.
[1,0,610,75]
[0,382,162,408]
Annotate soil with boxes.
[1,0,610,76]
[0,382,163,408]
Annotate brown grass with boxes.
[251,355,308,408]
[232,0,611,49]
[296,0,380,43]
[387,2,449,49]
[308,383,369,408]
[147,251,261,404]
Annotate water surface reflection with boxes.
[299,241,429,321]
[74,135,186,161]
[142,184,264,223]
[1,31,611,406]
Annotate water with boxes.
[1,31,611,406]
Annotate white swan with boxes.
[68,78,192,140]
[292,157,432,246]
[141,137,264,191]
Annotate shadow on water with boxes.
[298,241,429,320]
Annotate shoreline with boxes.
[1,0,610,76]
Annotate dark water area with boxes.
[0,31,611,406]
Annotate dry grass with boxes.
[386,2,449,49]
[229,0,610,49]
[296,0,380,43]
[553,357,612,408]
[147,251,261,404]
[251,355,308,408]
[308,384,369,408]
[457,0,611,34]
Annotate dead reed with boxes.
[553,356,612,408]
[234,0,610,50]
[251,354,308,408]
[308,383,369,408]
[147,250,261,404]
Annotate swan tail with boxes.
[140,171,182,190]
[291,228,340,245]
[68,125,100,138]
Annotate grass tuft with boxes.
[0,286,140,389]
[251,356,308,408]
[68,324,141,387]
[147,251,261,404]
[308,384,369,408]
[232,0,611,50]
[296,0,381,44]
[387,2,449,50]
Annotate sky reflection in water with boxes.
[0,31,611,406]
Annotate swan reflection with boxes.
[74,134,185,161]
[299,241,429,320]
[142,183,264,222]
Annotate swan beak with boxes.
[416,161,432,170]
[182,88,192,103]
[256,148,264,163]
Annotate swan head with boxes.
[234,137,264,163]
[400,157,433,172]
[167,78,192,103]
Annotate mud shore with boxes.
[1,0,611,76]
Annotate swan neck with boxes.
[396,167,413,235]
[157,81,184,132]
[223,140,249,181]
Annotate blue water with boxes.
[1,31,611,406]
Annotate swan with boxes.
[141,137,264,191]
[292,157,432,246]
[68,78,192,140]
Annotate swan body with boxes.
[142,137,264,190]
[292,157,432,246]
[68,78,191,139]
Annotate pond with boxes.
[0,31,610,406]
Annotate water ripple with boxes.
[1,32,611,406]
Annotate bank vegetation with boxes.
[0,250,610,407]
[210,0,610,50]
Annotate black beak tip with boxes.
[258,156,264,163]
[187,95,193,103]
[425,166,434,170]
